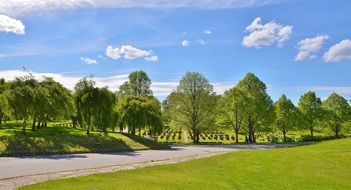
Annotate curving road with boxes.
[0,144,297,189]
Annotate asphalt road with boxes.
[0,144,281,180]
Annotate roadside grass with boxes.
[0,122,168,156]
[21,138,351,190]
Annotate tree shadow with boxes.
[1,131,134,157]
[121,133,170,150]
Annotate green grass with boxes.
[21,138,351,190]
[0,122,168,156]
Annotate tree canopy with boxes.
[322,93,351,137]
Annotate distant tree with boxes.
[298,91,323,139]
[165,72,217,143]
[217,87,249,143]
[236,73,274,143]
[274,95,301,142]
[119,70,152,96]
[322,93,351,138]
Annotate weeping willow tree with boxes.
[118,95,163,136]
[74,77,119,135]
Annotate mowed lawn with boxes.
[22,138,351,190]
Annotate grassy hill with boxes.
[22,138,351,190]
[0,123,168,156]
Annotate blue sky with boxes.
[0,0,351,103]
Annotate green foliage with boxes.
[118,95,163,136]
[217,87,249,143]
[164,72,217,143]
[322,93,351,137]
[8,76,36,133]
[298,91,324,138]
[274,95,301,142]
[236,73,274,142]
[118,70,152,96]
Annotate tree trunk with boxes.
[131,126,136,135]
[32,116,37,131]
[283,130,286,143]
[310,128,314,139]
[191,128,199,144]
[234,128,239,143]
[22,118,27,134]
[335,124,340,138]
[119,123,124,132]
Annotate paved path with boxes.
[0,144,298,189]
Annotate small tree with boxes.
[274,95,300,142]
[322,93,351,138]
[298,91,323,139]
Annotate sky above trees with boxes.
[0,0,350,103]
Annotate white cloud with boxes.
[80,57,98,64]
[1,0,282,16]
[242,17,293,48]
[0,14,25,35]
[295,35,329,61]
[0,69,234,98]
[181,40,189,47]
[198,39,206,45]
[105,45,158,62]
[204,30,212,35]
[323,39,351,62]
[145,55,159,62]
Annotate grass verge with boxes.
[21,138,351,190]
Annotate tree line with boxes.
[0,71,350,143]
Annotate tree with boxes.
[93,87,118,135]
[236,73,274,143]
[298,91,323,139]
[74,77,97,135]
[118,96,163,135]
[322,93,351,137]
[9,76,36,133]
[0,79,12,124]
[165,72,217,143]
[119,70,152,96]
[274,95,301,142]
[217,87,248,143]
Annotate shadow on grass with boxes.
[120,133,170,150]
[0,126,136,156]
[0,125,170,157]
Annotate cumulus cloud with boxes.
[0,0,281,16]
[323,39,351,62]
[80,57,98,64]
[295,35,329,61]
[181,40,189,47]
[242,17,293,48]
[105,45,158,62]
[204,30,212,35]
[0,14,25,35]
